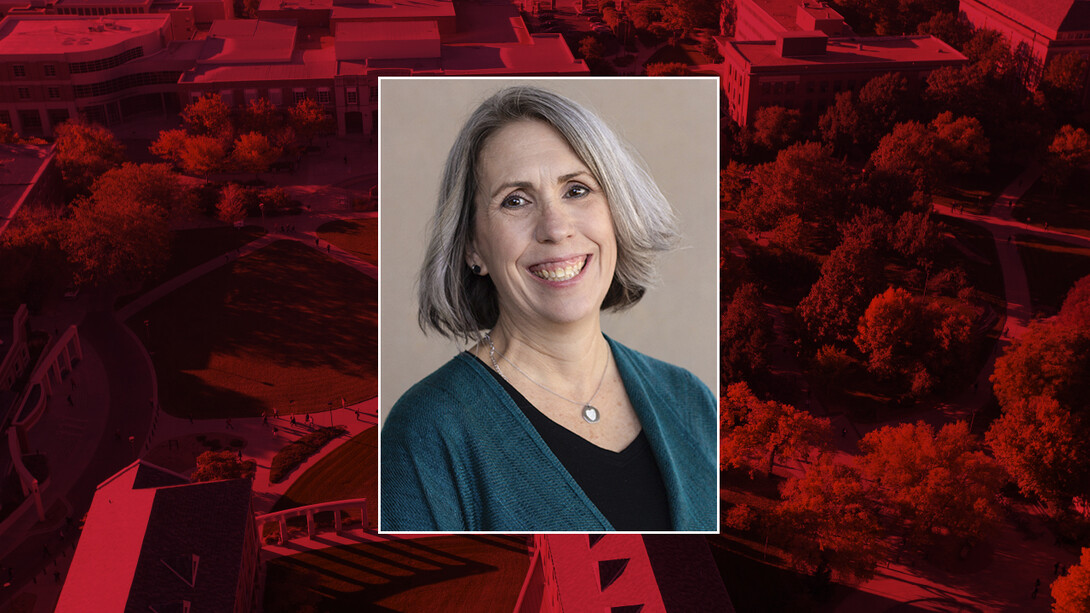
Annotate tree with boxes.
[720,382,831,477]
[854,288,975,397]
[1040,52,1088,119]
[740,142,853,233]
[990,320,1090,414]
[61,194,170,287]
[90,163,194,220]
[217,183,249,224]
[775,459,884,582]
[0,122,15,144]
[929,111,989,175]
[53,119,125,197]
[798,231,885,345]
[1059,274,1090,326]
[182,94,233,139]
[1042,125,1090,191]
[232,132,280,176]
[1053,548,1090,613]
[986,395,1090,506]
[178,135,228,175]
[629,0,664,30]
[645,62,690,76]
[868,113,988,191]
[661,0,720,36]
[988,308,1090,506]
[720,160,750,210]
[890,209,941,264]
[916,11,972,49]
[241,97,282,135]
[750,106,802,152]
[819,91,862,155]
[856,72,912,146]
[721,283,771,384]
[579,35,604,61]
[150,128,189,167]
[288,98,332,147]
[192,450,255,482]
[858,421,1004,547]
[0,205,68,309]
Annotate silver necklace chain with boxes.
[485,333,607,424]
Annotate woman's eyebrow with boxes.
[489,171,593,199]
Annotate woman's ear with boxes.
[466,246,486,276]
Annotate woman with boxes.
[381,85,716,532]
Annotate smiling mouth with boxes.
[529,256,587,282]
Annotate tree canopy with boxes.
[1052,547,1090,613]
[720,381,831,477]
[858,421,1004,546]
[54,119,125,197]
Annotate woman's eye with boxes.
[566,184,589,198]
[501,194,528,208]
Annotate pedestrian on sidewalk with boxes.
[354,408,360,421]
[290,415,297,426]
[263,413,268,426]
[315,238,319,247]
[273,407,279,419]
[273,426,279,437]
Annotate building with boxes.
[0,14,189,136]
[734,0,853,41]
[0,142,58,239]
[56,460,259,612]
[180,1,587,138]
[719,31,967,126]
[960,0,1090,99]
[515,534,734,613]
[0,304,29,392]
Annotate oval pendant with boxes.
[582,405,599,424]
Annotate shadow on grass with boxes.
[1014,234,1090,316]
[130,240,377,417]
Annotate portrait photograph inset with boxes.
[378,77,719,533]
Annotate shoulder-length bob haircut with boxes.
[418,85,680,341]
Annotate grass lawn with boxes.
[1013,172,1090,237]
[1015,234,1090,316]
[130,240,376,418]
[263,535,530,612]
[272,427,377,527]
[316,218,377,266]
[116,225,266,308]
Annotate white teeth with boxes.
[533,258,585,281]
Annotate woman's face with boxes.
[468,119,617,332]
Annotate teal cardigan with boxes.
[380,337,718,532]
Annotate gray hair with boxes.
[418,85,680,341]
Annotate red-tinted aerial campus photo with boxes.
[1,0,1089,611]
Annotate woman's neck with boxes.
[481,317,608,387]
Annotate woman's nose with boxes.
[535,197,574,243]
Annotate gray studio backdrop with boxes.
[378,77,720,425]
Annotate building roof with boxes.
[441,33,588,74]
[334,18,437,43]
[0,144,53,240]
[746,0,840,31]
[52,0,152,7]
[965,0,1090,37]
[201,18,297,63]
[56,461,253,613]
[328,0,455,22]
[126,479,253,611]
[726,34,966,69]
[182,44,336,82]
[0,14,169,56]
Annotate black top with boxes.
[473,354,673,531]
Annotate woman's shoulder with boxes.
[384,352,493,437]
[607,337,710,395]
